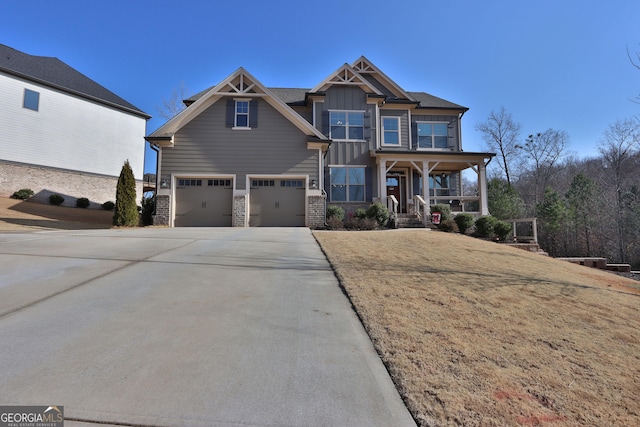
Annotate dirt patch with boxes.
[314,230,640,427]
[0,197,113,231]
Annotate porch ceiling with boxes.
[371,150,495,172]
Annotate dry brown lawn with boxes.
[314,230,640,427]
[0,197,112,231]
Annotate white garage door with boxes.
[175,178,233,227]
[249,179,306,227]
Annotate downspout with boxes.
[149,143,160,215]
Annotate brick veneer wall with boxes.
[307,195,326,228]
[233,195,247,227]
[153,195,170,226]
[0,160,142,208]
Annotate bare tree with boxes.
[628,44,640,104]
[522,129,569,207]
[156,81,191,121]
[599,118,639,262]
[475,106,523,187]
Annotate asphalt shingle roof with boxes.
[0,44,149,118]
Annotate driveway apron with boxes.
[0,228,416,427]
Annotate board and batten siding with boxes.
[379,109,410,150]
[161,98,319,190]
[0,72,146,179]
[412,114,460,151]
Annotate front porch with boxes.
[372,150,494,226]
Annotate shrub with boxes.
[326,205,345,221]
[430,204,452,221]
[11,189,34,200]
[474,215,498,238]
[438,219,459,233]
[140,196,155,226]
[102,201,115,211]
[494,220,513,241]
[344,217,379,230]
[326,216,343,230]
[49,194,64,206]
[355,208,367,219]
[366,202,389,227]
[454,213,475,234]
[113,160,138,226]
[76,197,90,208]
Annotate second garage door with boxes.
[175,178,233,226]
[249,179,306,227]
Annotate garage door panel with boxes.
[175,179,233,227]
[249,180,305,227]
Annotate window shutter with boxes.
[411,121,418,150]
[363,112,371,140]
[322,111,330,137]
[365,167,372,201]
[225,99,234,127]
[324,167,330,195]
[249,100,259,128]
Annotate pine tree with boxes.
[113,160,138,226]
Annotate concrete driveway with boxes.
[0,228,416,427]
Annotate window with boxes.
[252,179,275,187]
[235,100,249,127]
[280,180,304,187]
[417,123,448,149]
[429,174,450,197]
[330,111,364,140]
[208,179,231,187]
[178,179,202,187]
[23,89,39,111]
[382,117,400,145]
[330,167,365,202]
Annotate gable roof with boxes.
[147,67,326,145]
[0,44,149,119]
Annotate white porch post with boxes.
[422,160,430,208]
[479,161,489,215]
[378,159,386,205]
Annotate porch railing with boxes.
[413,195,428,226]
[387,195,398,227]
[429,196,481,214]
[503,217,538,243]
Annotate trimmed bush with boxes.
[474,215,498,238]
[113,160,138,226]
[11,189,34,200]
[366,202,389,227]
[430,204,452,221]
[454,213,475,234]
[102,201,115,211]
[355,208,367,219]
[494,220,513,241]
[438,219,459,233]
[76,197,90,208]
[326,216,343,230]
[140,196,155,226]
[344,217,379,230]
[326,205,345,221]
[49,194,64,206]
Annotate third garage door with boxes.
[249,179,306,227]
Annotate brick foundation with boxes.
[307,195,326,228]
[153,195,171,225]
[233,195,247,227]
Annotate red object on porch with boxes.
[432,212,441,225]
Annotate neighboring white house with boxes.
[0,44,150,206]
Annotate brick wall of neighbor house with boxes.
[153,195,170,226]
[308,195,326,228]
[233,195,247,227]
[0,160,143,208]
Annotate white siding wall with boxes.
[0,72,146,179]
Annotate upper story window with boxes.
[235,100,250,128]
[382,117,400,145]
[417,122,448,149]
[330,111,364,140]
[23,89,40,111]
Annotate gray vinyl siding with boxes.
[412,114,460,151]
[161,98,318,190]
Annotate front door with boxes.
[386,175,406,213]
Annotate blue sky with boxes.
[3,0,638,174]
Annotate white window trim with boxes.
[381,116,401,146]
[233,99,251,130]
[328,109,366,142]
[416,121,449,151]
[329,165,366,202]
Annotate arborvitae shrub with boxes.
[112,160,138,226]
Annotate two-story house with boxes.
[0,44,149,206]
[147,57,493,227]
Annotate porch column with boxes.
[422,160,430,207]
[378,159,386,205]
[479,161,489,215]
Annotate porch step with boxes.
[394,213,426,228]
